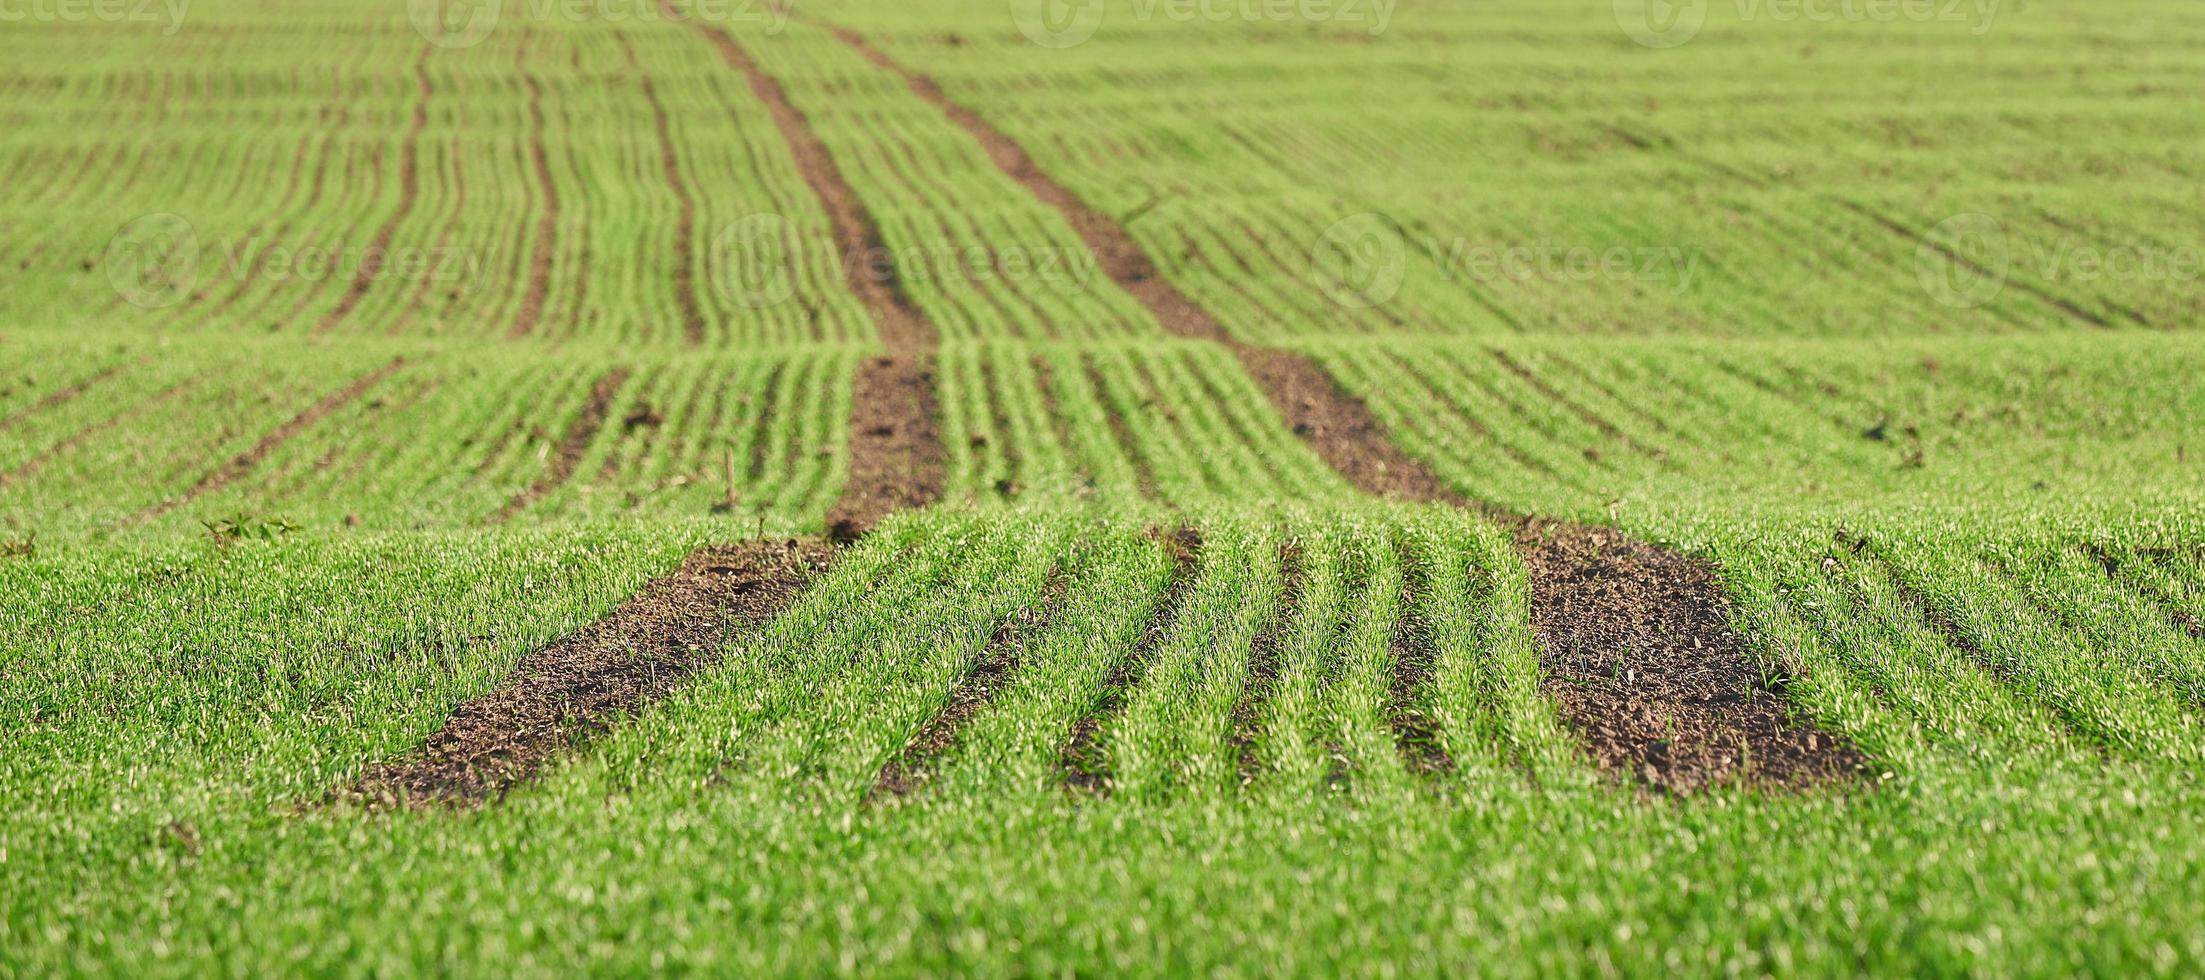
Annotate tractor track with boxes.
[673,11,944,538]
[821,25,1861,794]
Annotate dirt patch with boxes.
[618,34,707,345]
[872,568,1070,798]
[820,26,1454,506]
[823,355,945,541]
[1526,522,1863,793]
[1234,347,1464,504]
[680,13,945,535]
[130,359,406,525]
[316,46,431,335]
[341,539,835,809]
[491,367,630,523]
[508,31,560,340]
[817,24,1859,795]
[1063,527,1203,792]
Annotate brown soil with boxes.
[491,367,629,523]
[1525,521,1864,793]
[816,25,1862,794]
[872,568,1070,798]
[823,355,944,541]
[130,359,406,524]
[820,25,1449,505]
[341,539,834,808]
[1233,347,1464,504]
[618,34,707,345]
[1062,527,1202,792]
[676,13,945,536]
[681,13,932,354]
[507,30,559,340]
[316,46,432,335]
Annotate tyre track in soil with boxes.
[128,357,408,526]
[315,46,433,336]
[507,30,561,340]
[616,33,708,346]
[673,10,945,539]
[341,540,836,809]
[489,367,631,523]
[825,26,1860,794]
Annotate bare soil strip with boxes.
[1230,541,1305,782]
[490,367,630,523]
[872,568,1071,798]
[821,27,1451,502]
[1387,551,1456,776]
[676,13,945,537]
[316,47,432,335]
[342,540,835,809]
[617,33,708,345]
[822,29,1860,793]
[130,359,406,525]
[1528,521,1863,792]
[1062,527,1203,793]
[0,361,128,435]
[508,31,560,340]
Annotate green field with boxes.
[5,0,2205,974]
